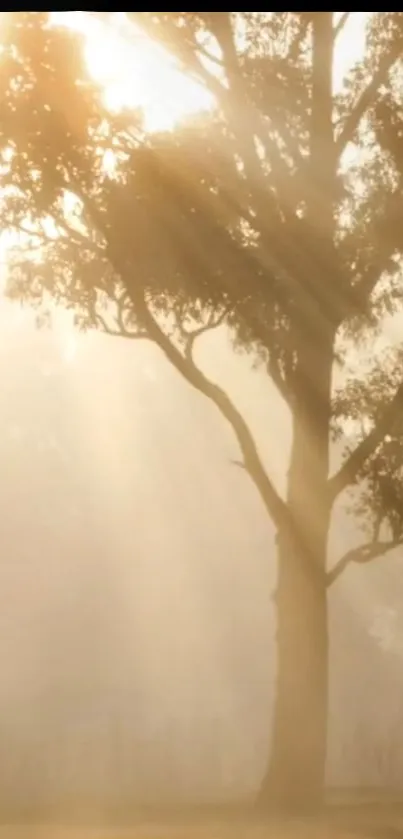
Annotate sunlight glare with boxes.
[54,11,212,133]
[51,12,370,138]
[334,13,369,91]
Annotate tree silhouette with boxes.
[2,11,403,809]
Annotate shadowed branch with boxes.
[329,381,403,500]
[87,294,148,340]
[327,537,403,587]
[181,307,230,358]
[334,13,350,40]
[336,36,403,156]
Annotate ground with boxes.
[1,808,403,839]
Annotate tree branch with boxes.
[327,537,403,587]
[288,13,312,61]
[181,307,229,357]
[140,301,288,529]
[88,295,147,340]
[36,74,289,531]
[336,37,403,157]
[334,13,349,40]
[127,12,306,180]
[75,170,288,531]
[98,11,347,329]
[89,232,289,530]
[329,381,403,500]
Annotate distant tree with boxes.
[2,11,403,810]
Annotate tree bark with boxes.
[259,331,334,812]
[259,509,331,811]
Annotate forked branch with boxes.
[327,537,403,587]
[182,307,230,360]
[141,303,288,529]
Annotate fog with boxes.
[1,301,403,816]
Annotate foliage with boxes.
[333,347,403,540]
[1,11,403,566]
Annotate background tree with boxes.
[2,11,403,810]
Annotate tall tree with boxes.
[2,11,403,810]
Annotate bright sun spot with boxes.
[55,12,212,133]
[57,12,369,129]
[334,12,369,89]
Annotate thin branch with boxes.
[353,249,399,308]
[230,459,246,471]
[334,13,349,40]
[197,43,223,68]
[267,355,292,405]
[327,537,403,587]
[184,22,223,69]
[12,221,46,244]
[88,296,148,340]
[182,307,229,358]
[125,293,287,529]
[288,13,312,61]
[184,305,291,404]
[57,224,104,258]
[336,37,403,157]
[340,186,402,309]
[145,306,287,529]
[112,287,146,337]
[329,381,403,500]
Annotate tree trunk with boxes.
[259,511,330,812]
[258,13,336,812]
[259,332,334,812]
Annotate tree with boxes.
[2,11,403,810]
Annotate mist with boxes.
[0,302,402,820]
